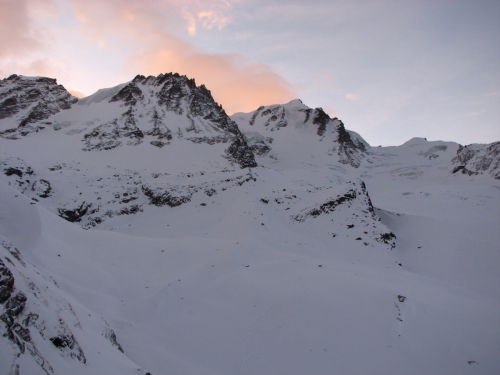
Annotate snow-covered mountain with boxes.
[0,74,499,375]
[231,99,367,168]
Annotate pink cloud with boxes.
[68,88,86,98]
[70,0,296,113]
[0,0,41,57]
[1,0,296,113]
[345,93,359,101]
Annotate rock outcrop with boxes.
[231,99,368,167]
[0,75,77,139]
[452,141,500,179]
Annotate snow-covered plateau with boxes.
[0,73,499,375]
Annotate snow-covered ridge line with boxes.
[232,98,368,168]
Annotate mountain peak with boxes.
[0,74,77,136]
[231,99,368,167]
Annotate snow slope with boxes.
[0,74,499,374]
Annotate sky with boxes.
[0,0,499,146]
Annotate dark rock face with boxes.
[48,319,87,364]
[0,258,15,303]
[109,82,144,105]
[142,184,195,207]
[452,141,500,179]
[376,232,396,249]
[293,181,369,222]
[1,292,27,326]
[292,181,396,249]
[145,107,172,142]
[300,188,358,220]
[0,237,128,373]
[243,133,273,157]
[1,72,257,168]
[261,106,287,130]
[57,202,92,222]
[103,326,124,353]
[312,108,330,136]
[82,72,257,168]
[1,157,54,204]
[32,179,52,198]
[0,74,77,138]
[1,157,34,192]
[249,106,265,125]
[239,101,367,167]
[334,120,366,167]
[0,258,51,372]
[225,136,258,168]
[0,239,25,266]
[83,107,144,151]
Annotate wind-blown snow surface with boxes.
[0,76,499,374]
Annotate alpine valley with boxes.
[0,73,499,375]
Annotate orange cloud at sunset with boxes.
[70,0,296,114]
[0,0,45,58]
[68,89,86,98]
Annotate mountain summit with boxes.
[232,99,368,168]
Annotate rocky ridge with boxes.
[0,75,77,139]
[0,234,127,374]
[452,141,500,179]
[232,99,367,167]
[81,73,257,169]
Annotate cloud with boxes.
[0,0,40,57]
[70,0,297,114]
[0,0,295,113]
[0,0,65,81]
[324,106,340,118]
[68,89,86,98]
[345,93,359,101]
[312,71,335,91]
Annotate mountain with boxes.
[0,74,499,375]
[231,99,367,167]
[0,74,78,138]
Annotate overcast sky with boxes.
[1,0,499,146]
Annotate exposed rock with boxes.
[249,106,264,125]
[261,106,287,130]
[145,107,172,141]
[32,179,52,198]
[109,82,144,106]
[293,182,362,222]
[78,72,259,168]
[293,181,375,222]
[334,120,366,167]
[142,184,196,207]
[376,232,396,249]
[103,326,124,353]
[50,329,86,364]
[1,292,27,326]
[1,157,35,193]
[312,108,329,136]
[187,135,230,145]
[57,201,92,222]
[225,136,258,168]
[451,141,500,179]
[1,239,25,266]
[233,100,367,167]
[83,107,144,151]
[243,132,273,157]
[0,74,77,138]
[0,258,15,303]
